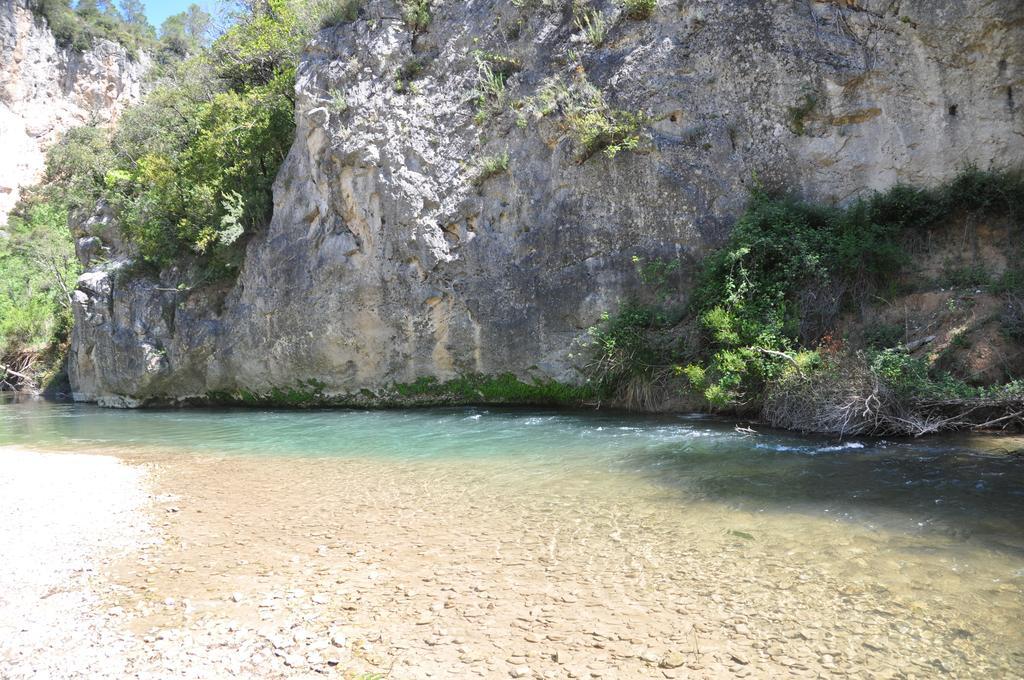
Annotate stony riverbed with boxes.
[2,441,1022,679]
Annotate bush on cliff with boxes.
[1,0,316,378]
[586,167,1024,432]
[90,0,312,277]
[31,0,157,56]
[0,202,79,361]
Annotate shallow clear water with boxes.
[4,400,1023,552]
[3,398,1024,676]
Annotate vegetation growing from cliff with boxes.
[0,202,79,389]
[30,0,213,60]
[205,373,594,408]
[400,0,430,33]
[33,0,323,279]
[619,0,655,20]
[1,0,321,385]
[587,168,1024,434]
[31,0,151,54]
[391,373,594,406]
[523,74,648,161]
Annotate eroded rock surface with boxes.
[69,0,1024,405]
[0,0,146,225]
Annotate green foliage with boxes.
[95,0,305,277]
[207,374,591,407]
[786,92,818,135]
[207,379,329,407]
[574,8,607,47]
[158,3,211,58]
[401,0,431,33]
[862,322,903,349]
[585,167,1024,412]
[109,67,295,272]
[529,71,647,161]
[585,303,680,396]
[633,255,679,301]
[3,0,335,361]
[472,150,510,185]
[940,263,990,289]
[471,52,522,121]
[868,348,977,400]
[473,68,504,116]
[317,0,362,27]
[31,0,156,56]
[990,269,1024,296]
[42,124,117,211]
[473,51,521,79]
[685,168,1024,407]
[559,82,647,161]
[392,373,593,405]
[566,107,645,160]
[328,88,349,112]
[0,203,79,356]
[620,0,656,20]
[394,56,428,91]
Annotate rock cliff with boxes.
[69,0,1024,406]
[0,0,145,226]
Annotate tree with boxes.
[120,0,146,25]
[184,3,212,45]
[74,0,98,18]
[160,3,211,55]
[96,0,121,20]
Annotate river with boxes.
[1,399,1022,678]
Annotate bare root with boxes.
[1,351,38,392]
[762,354,1024,436]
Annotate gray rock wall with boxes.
[0,0,146,225]
[69,0,1024,406]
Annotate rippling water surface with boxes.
[4,400,1023,546]
[2,398,1023,676]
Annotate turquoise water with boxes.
[3,399,1023,553]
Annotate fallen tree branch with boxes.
[753,347,804,377]
[1,363,31,381]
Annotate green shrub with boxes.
[392,373,592,405]
[531,67,647,161]
[586,167,1024,411]
[31,0,157,57]
[633,255,679,300]
[472,151,510,185]
[42,124,116,211]
[473,51,522,78]
[566,107,646,160]
[316,0,362,27]
[940,263,990,288]
[574,9,607,47]
[786,93,818,136]
[328,88,349,112]
[585,303,682,397]
[862,322,904,349]
[401,0,431,33]
[620,0,656,20]
[394,56,428,91]
[97,0,304,277]
[0,202,79,357]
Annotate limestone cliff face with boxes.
[69,0,1023,406]
[0,0,145,225]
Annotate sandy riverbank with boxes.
[0,447,150,678]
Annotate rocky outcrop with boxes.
[0,0,146,225]
[69,0,1024,406]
